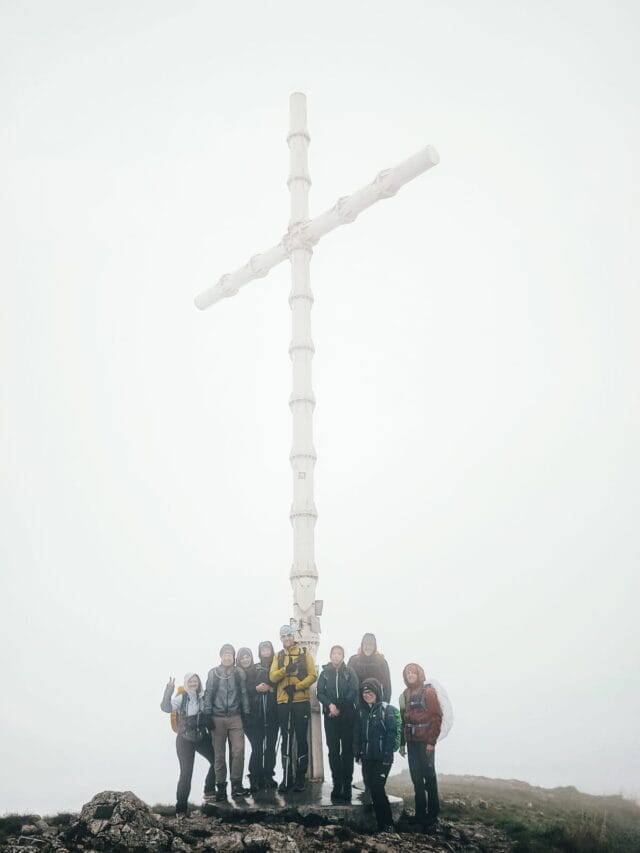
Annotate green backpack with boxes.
[380,701,402,752]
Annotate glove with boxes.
[285,661,298,675]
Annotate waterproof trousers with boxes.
[176,733,216,814]
[324,712,354,790]
[277,700,310,784]
[212,714,245,785]
[246,720,279,784]
[407,741,440,823]
[361,759,393,830]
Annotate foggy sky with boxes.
[1,0,639,813]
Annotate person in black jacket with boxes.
[160,673,215,816]
[237,642,279,792]
[347,632,392,702]
[316,645,359,801]
[353,677,397,833]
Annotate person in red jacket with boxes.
[399,663,442,832]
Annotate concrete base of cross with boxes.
[201,781,404,831]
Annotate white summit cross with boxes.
[194,93,439,781]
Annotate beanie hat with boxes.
[360,678,382,702]
[279,624,294,638]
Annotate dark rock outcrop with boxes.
[0,789,513,852]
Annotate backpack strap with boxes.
[180,692,188,716]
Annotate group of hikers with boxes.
[161,626,443,834]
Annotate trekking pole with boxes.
[283,685,294,789]
[262,694,267,782]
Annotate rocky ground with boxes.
[0,789,512,852]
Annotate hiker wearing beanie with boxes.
[203,644,250,800]
[270,624,317,793]
[161,673,216,816]
[399,663,442,832]
[316,645,359,801]
[347,633,392,702]
[353,677,398,833]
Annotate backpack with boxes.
[170,686,185,733]
[402,680,454,741]
[380,701,402,752]
[277,647,309,681]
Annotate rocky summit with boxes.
[0,789,512,852]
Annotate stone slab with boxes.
[201,782,404,831]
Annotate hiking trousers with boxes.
[246,719,279,783]
[176,733,216,813]
[212,714,245,784]
[407,741,439,822]
[323,712,354,789]
[361,759,393,830]
[277,700,310,782]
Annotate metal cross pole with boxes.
[195,93,439,781]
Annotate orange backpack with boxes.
[170,686,185,732]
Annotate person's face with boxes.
[282,634,294,650]
[405,668,419,685]
[238,652,252,669]
[259,644,272,660]
[330,648,344,667]
[187,676,200,692]
[221,651,234,667]
[362,637,375,656]
[362,688,376,706]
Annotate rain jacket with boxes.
[399,662,442,747]
[316,661,359,715]
[347,633,392,702]
[353,678,397,765]
[269,643,317,704]
[161,673,206,739]
[203,663,250,718]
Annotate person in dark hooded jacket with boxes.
[399,662,442,831]
[237,643,279,791]
[316,645,359,801]
[347,633,392,702]
[161,673,216,815]
[353,677,397,832]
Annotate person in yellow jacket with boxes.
[270,624,317,792]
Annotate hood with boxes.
[258,640,276,666]
[322,660,346,672]
[360,677,383,704]
[183,672,203,697]
[358,632,382,656]
[402,662,426,688]
[237,647,254,669]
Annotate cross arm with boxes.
[194,145,439,310]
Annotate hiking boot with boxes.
[278,779,293,793]
[231,781,250,797]
[339,785,352,803]
[202,789,216,802]
[330,782,342,800]
[215,783,227,802]
[421,817,439,835]
[265,777,278,789]
[248,776,261,794]
[293,773,306,792]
